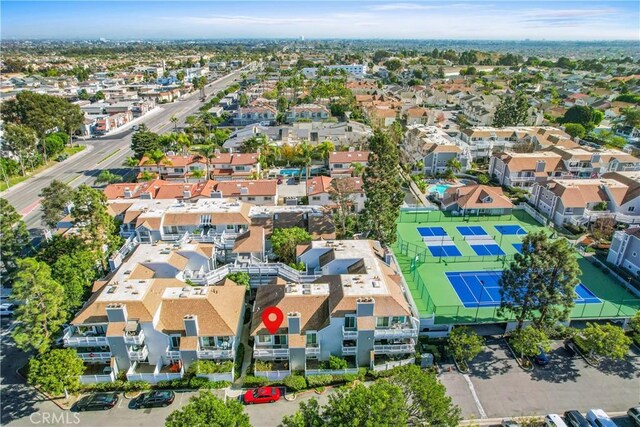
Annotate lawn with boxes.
[392,209,640,324]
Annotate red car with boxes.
[243,387,281,405]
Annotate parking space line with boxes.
[463,374,487,419]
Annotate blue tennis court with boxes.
[427,245,462,257]
[495,225,526,235]
[417,226,447,237]
[456,226,488,236]
[446,271,601,308]
[513,243,523,253]
[470,244,506,256]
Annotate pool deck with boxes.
[392,209,640,324]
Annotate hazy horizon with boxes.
[2,1,639,41]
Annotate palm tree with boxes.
[446,158,463,175]
[170,116,178,132]
[314,140,335,163]
[175,133,191,155]
[143,149,172,178]
[95,170,123,185]
[193,144,217,179]
[124,156,140,167]
[351,162,365,177]
[191,169,205,182]
[297,142,314,181]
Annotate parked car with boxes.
[76,393,119,411]
[0,303,16,317]
[563,341,577,358]
[544,414,569,427]
[628,407,640,426]
[243,387,281,405]
[55,154,69,162]
[564,410,590,427]
[132,390,175,408]
[586,409,617,427]
[534,346,550,366]
[501,418,520,427]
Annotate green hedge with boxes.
[243,375,270,387]
[305,375,333,387]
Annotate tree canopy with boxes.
[561,106,604,132]
[271,227,312,264]
[509,326,551,360]
[498,232,580,330]
[447,326,484,365]
[493,91,529,128]
[28,349,84,396]
[131,127,161,159]
[0,198,31,276]
[39,180,74,229]
[165,391,250,427]
[576,322,631,360]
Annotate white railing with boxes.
[342,327,358,339]
[305,368,359,376]
[305,345,320,356]
[78,352,112,362]
[372,357,415,372]
[254,369,290,380]
[166,349,181,359]
[128,346,149,361]
[374,341,416,354]
[516,203,548,226]
[123,330,145,345]
[341,346,357,355]
[253,346,290,358]
[582,210,640,225]
[197,348,234,359]
[80,372,115,384]
[374,327,418,339]
[194,262,322,286]
[63,330,108,347]
[126,363,184,384]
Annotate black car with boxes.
[564,410,590,427]
[76,392,119,411]
[564,341,577,357]
[133,390,175,408]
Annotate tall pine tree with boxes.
[493,91,530,128]
[360,130,404,246]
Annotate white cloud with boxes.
[370,2,469,11]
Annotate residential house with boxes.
[285,104,330,123]
[489,151,567,190]
[306,176,366,213]
[607,228,640,275]
[233,105,277,126]
[441,185,514,215]
[251,239,418,378]
[405,107,434,126]
[328,150,369,177]
[138,153,260,182]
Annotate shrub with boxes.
[306,374,333,387]
[243,376,270,387]
[254,360,273,372]
[155,380,173,389]
[327,355,348,370]
[124,381,151,392]
[188,360,234,375]
[283,375,307,392]
[189,377,231,389]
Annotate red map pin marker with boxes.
[262,307,284,334]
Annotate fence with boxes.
[304,368,360,376]
[515,203,548,226]
[398,207,519,224]
[254,369,290,381]
[371,357,415,372]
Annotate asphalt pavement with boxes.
[1,67,248,233]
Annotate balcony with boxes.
[63,328,108,347]
[342,326,358,340]
[126,361,183,384]
[253,344,290,359]
[123,326,145,345]
[77,351,112,363]
[374,339,416,355]
[305,344,320,357]
[127,345,149,362]
[197,348,235,360]
[165,349,181,360]
[79,360,117,384]
[374,320,419,339]
[342,346,357,356]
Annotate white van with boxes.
[586,409,617,427]
[545,414,569,427]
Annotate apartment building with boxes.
[104,179,277,205]
[285,104,330,123]
[489,151,567,190]
[607,228,640,275]
[404,107,434,126]
[529,174,640,227]
[251,239,418,378]
[138,153,260,181]
[302,64,367,78]
[64,243,245,384]
[306,176,366,213]
[460,126,566,159]
[232,105,277,126]
[328,150,369,177]
[547,147,640,177]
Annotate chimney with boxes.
[356,297,375,317]
[106,303,128,322]
[535,160,545,173]
[210,190,223,199]
[348,146,356,152]
[287,312,301,334]
[591,154,600,164]
[183,187,192,199]
[240,186,249,195]
[183,315,199,337]
[124,187,133,198]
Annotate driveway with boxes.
[442,338,640,420]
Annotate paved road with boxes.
[1,67,248,232]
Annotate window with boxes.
[344,316,356,329]
[173,168,184,173]
[629,206,635,212]
[376,317,390,328]
[226,224,235,230]
[170,336,181,349]
[257,335,273,344]
[200,215,211,226]
[247,197,256,201]
[312,196,321,201]
[274,335,287,346]
[391,316,406,324]
[306,333,317,346]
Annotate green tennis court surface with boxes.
[392,209,640,324]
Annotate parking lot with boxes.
[440,338,640,423]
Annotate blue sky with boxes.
[2,1,639,40]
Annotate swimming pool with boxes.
[279,167,324,177]
[428,184,451,196]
